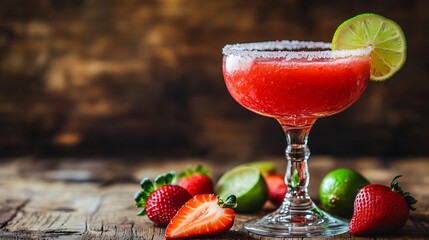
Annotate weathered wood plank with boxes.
[0,198,29,229]
[84,189,137,239]
[0,157,428,239]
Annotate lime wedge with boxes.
[332,13,406,81]
[215,166,268,213]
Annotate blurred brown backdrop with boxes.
[0,0,428,160]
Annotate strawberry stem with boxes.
[217,195,238,209]
[390,175,417,211]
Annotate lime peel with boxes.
[319,168,370,218]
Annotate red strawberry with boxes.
[165,194,237,239]
[134,172,192,226]
[350,175,417,236]
[264,174,287,207]
[178,165,214,196]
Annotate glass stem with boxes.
[281,123,314,211]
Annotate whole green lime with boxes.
[319,168,370,218]
[215,165,268,213]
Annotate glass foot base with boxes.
[244,204,349,237]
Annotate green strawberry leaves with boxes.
[140,178,154,193]
[390,175,417,211]
[134,178,153,216]
[178,164,210,179]
[155,172,175,188]
[134,178,154,212]
[136,208,146,216]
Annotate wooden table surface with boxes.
[0,156,428,239]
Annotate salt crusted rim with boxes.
[222,40,372,60]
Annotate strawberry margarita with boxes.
[223,41,371,126]
[222,40,372,237]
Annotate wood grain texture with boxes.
[1,1,428,158]
[0,157,428,239]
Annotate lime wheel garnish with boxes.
[332,13,406,81]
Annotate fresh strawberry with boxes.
[178,165,214,196]
[350,175,417,236]
[264,174,287,207]
[165,194,237,239]
[134,172,192,226]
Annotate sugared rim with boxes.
[222,40,372,60]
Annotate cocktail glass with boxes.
[222,40,371,237]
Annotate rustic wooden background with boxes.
[1,0,428,160]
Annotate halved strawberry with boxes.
[165,194,237,239]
